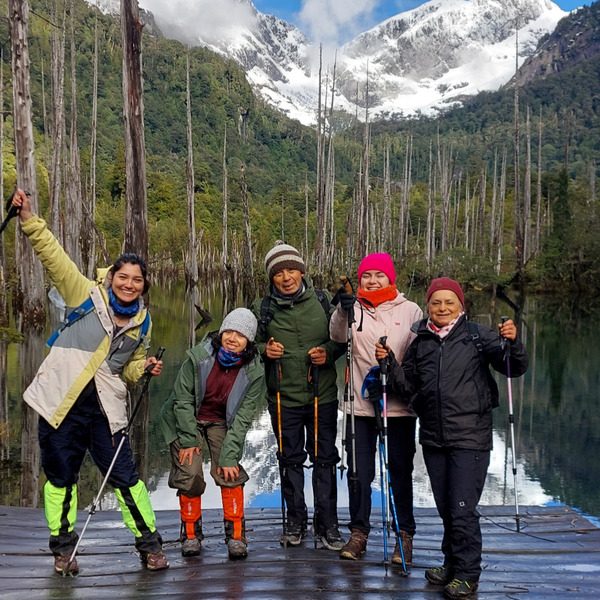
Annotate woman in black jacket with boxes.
[376,277,528,599]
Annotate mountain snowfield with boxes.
[89,0,568,125]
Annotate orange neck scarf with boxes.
[357,284,398,308]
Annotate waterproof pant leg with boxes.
[268,402,308,529]
[423,446,490,582]
[345,416,377,535]
[43,481,79,556]
[306,400,341,533]
[387,416,417,536]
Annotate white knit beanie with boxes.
[264,240,306,280]
[219,308,257,342]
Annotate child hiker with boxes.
[160,308,265,559]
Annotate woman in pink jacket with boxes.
[330,253,422,565]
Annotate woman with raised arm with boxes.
[11,189,168,575]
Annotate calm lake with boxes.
[1,282,599,526]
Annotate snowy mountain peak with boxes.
[87,0,568,125]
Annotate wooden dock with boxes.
[1,505,599,599]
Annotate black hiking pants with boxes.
[423,446,490,582]
[268,400,340,533]
[346,415,417,536]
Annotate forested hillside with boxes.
[1,0,598,294]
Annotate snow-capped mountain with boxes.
[88,0,569,125]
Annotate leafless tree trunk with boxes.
[222,127,228,267]
[513,28,524,276]
[64,0,83,269]
[425,141,435,267]
[121,0,148,259]
[240,164,254,301]
[0,52,8,461]
[381,141,391,250]
[184,51,198,288]
[49,0,66,238]
[535,110,543,255]
[523,106,532,263]
[9,0,45,508]
[398,134,412,257]
[304,174,309,261]
[83,8,100,278]
[495,149,508,275]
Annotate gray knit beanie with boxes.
[219,308,257,342]
[264,240,306,280]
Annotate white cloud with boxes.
[140,0,257,46]
[298,0,379,46]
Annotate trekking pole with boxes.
[275,358,288,547]
[64,347,165,575]
[345,292,359,495]
[312,365,319,549]
[501,316,521,532]
[378,336,407,574]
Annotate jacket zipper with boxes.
[437,340,446,444]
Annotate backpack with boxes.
[464,320,500,408]
[257,289,331,341]
[47,297,151,348]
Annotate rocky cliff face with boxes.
[510,2,600,86]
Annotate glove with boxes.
[361,365,382,404]
[339,292,355,312]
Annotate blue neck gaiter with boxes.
[108,287,140,317]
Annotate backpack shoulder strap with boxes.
[315,289,331,320]
[466,320,484,353]
[257,296,273,341]
[465,319,499,407]
[46,297,96,348]
[138,311,151,345]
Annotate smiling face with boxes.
[221,330,249,353]
[110,263,145,304]
[427,289,463,328]
[360,269,391,291]
[272,268,303,296]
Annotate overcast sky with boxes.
[140,0,587,48]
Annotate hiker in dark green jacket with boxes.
[160,308,265,560]
[252,241,345,550]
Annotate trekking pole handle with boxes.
[500,316,509,351]
[378,336,388,375]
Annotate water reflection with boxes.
[1,283,598,521]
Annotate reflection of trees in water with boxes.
[5,290,600,520]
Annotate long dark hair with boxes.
[109,253,150,294]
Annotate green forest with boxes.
[1,0,599,297]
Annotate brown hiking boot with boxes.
[339,529,367,560]
[54,553,79,576]
[140,549,170,571]
[392,530,413,567]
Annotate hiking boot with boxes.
[140,550,170,571]
[316,526,345,551]
[339,529,367,560]
[425,565,453,585]
[54,553,79,576]
[280,522,306,546]
[392,531,413,567]
[181,537,201,557]
[227,538,249,560]
[444,578,479,599]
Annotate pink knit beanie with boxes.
[357,253,396,284]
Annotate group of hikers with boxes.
[11,189,528,599]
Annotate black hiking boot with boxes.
[444,578,479,598]
[316,525,345,551]
[280,521,306,546]
[425,565,453,585]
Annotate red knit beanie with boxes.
[357,253,396,284]
[426,277,465,307]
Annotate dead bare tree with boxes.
[121,0,148,259]
[184,50,198,289]
[240,164,254,301]
[222,127,228,267]
[9,0,45,508]
[64,0,83,269]
[381,141,391,250]
[523,106,532,264]
[49,0,66,239]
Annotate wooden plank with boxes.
[0,505,599,599]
